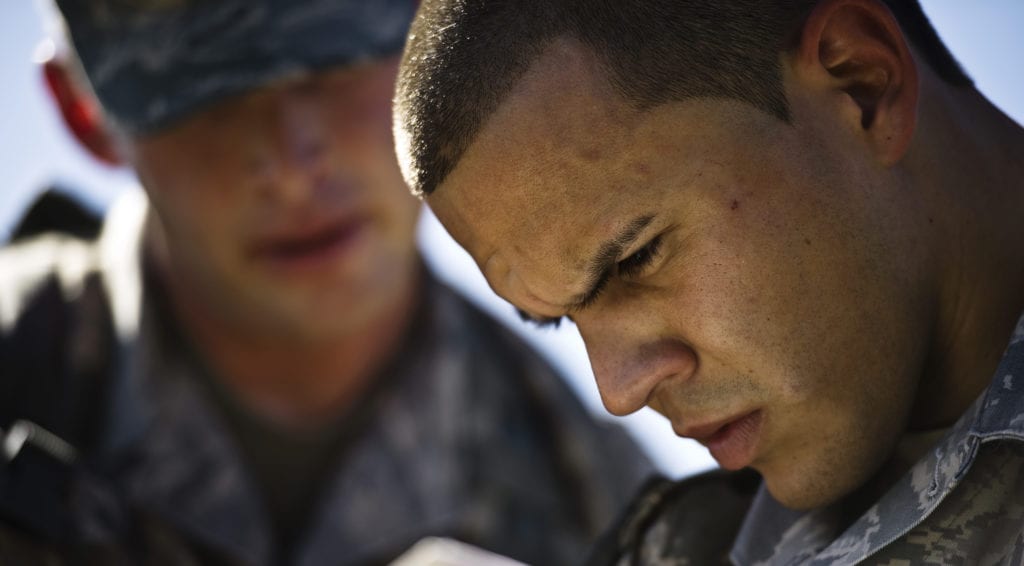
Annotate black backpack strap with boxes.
[0,268,118,544]
[584,468,761,566]
[8,187,103,244]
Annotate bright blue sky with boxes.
[1,2,1021,476]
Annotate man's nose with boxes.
[255,86,330,203]
[578,321,698,417]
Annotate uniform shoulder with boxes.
[432,279,552,362]
[425,277,576,396]
[429,277,595,417]
[429,275,657,499]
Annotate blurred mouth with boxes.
[674,409,763,470]
[250,215,370,274]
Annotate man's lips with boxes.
[674,409,763,470]
[250,216,369,269]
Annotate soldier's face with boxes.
[128,57,421,339]
[427,42,937,509]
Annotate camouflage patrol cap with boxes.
[53,0,417,135]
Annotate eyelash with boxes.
[520,235,664,328]
[517,309,563,329]
[617,235,663,279]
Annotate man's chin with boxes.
[759,464,866,512]
[219,288,374,341]
[226,260,418,341]
[269,303,381,341]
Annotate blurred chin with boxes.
[244,286,384,339]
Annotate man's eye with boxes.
[516,308,564,329]
[617,235,663,279]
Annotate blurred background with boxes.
[2,1,1022,478]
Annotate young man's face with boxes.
[128,57,420,339]
[427,41,938,510]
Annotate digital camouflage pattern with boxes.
[52,0,417,134]
[0,191,654,565]
[594,312,1024,565]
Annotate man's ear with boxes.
[795,0,919,165]
[42,59,124,166]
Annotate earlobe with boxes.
[796,0,919,165]
[42,59,125,166]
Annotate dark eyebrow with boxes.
[567,214,655,311]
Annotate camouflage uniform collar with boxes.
[731,313,1024,566]
[968,315,1024,439]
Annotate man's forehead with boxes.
[505,40,641,149]
[428,162,644,314]
[430,36,788,310]
[434,43,646,215]
[426,41,665,304]
[427,177,592,285]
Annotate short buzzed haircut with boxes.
[395,0,971,197]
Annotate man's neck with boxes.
[196,289,420,430]
[907,77,1024,430]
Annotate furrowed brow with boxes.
[567,214,655,311]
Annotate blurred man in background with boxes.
[0,1,651,564]
[395,0,1024,563]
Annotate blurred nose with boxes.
[577,315,698,416]
[254,83,330,205]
